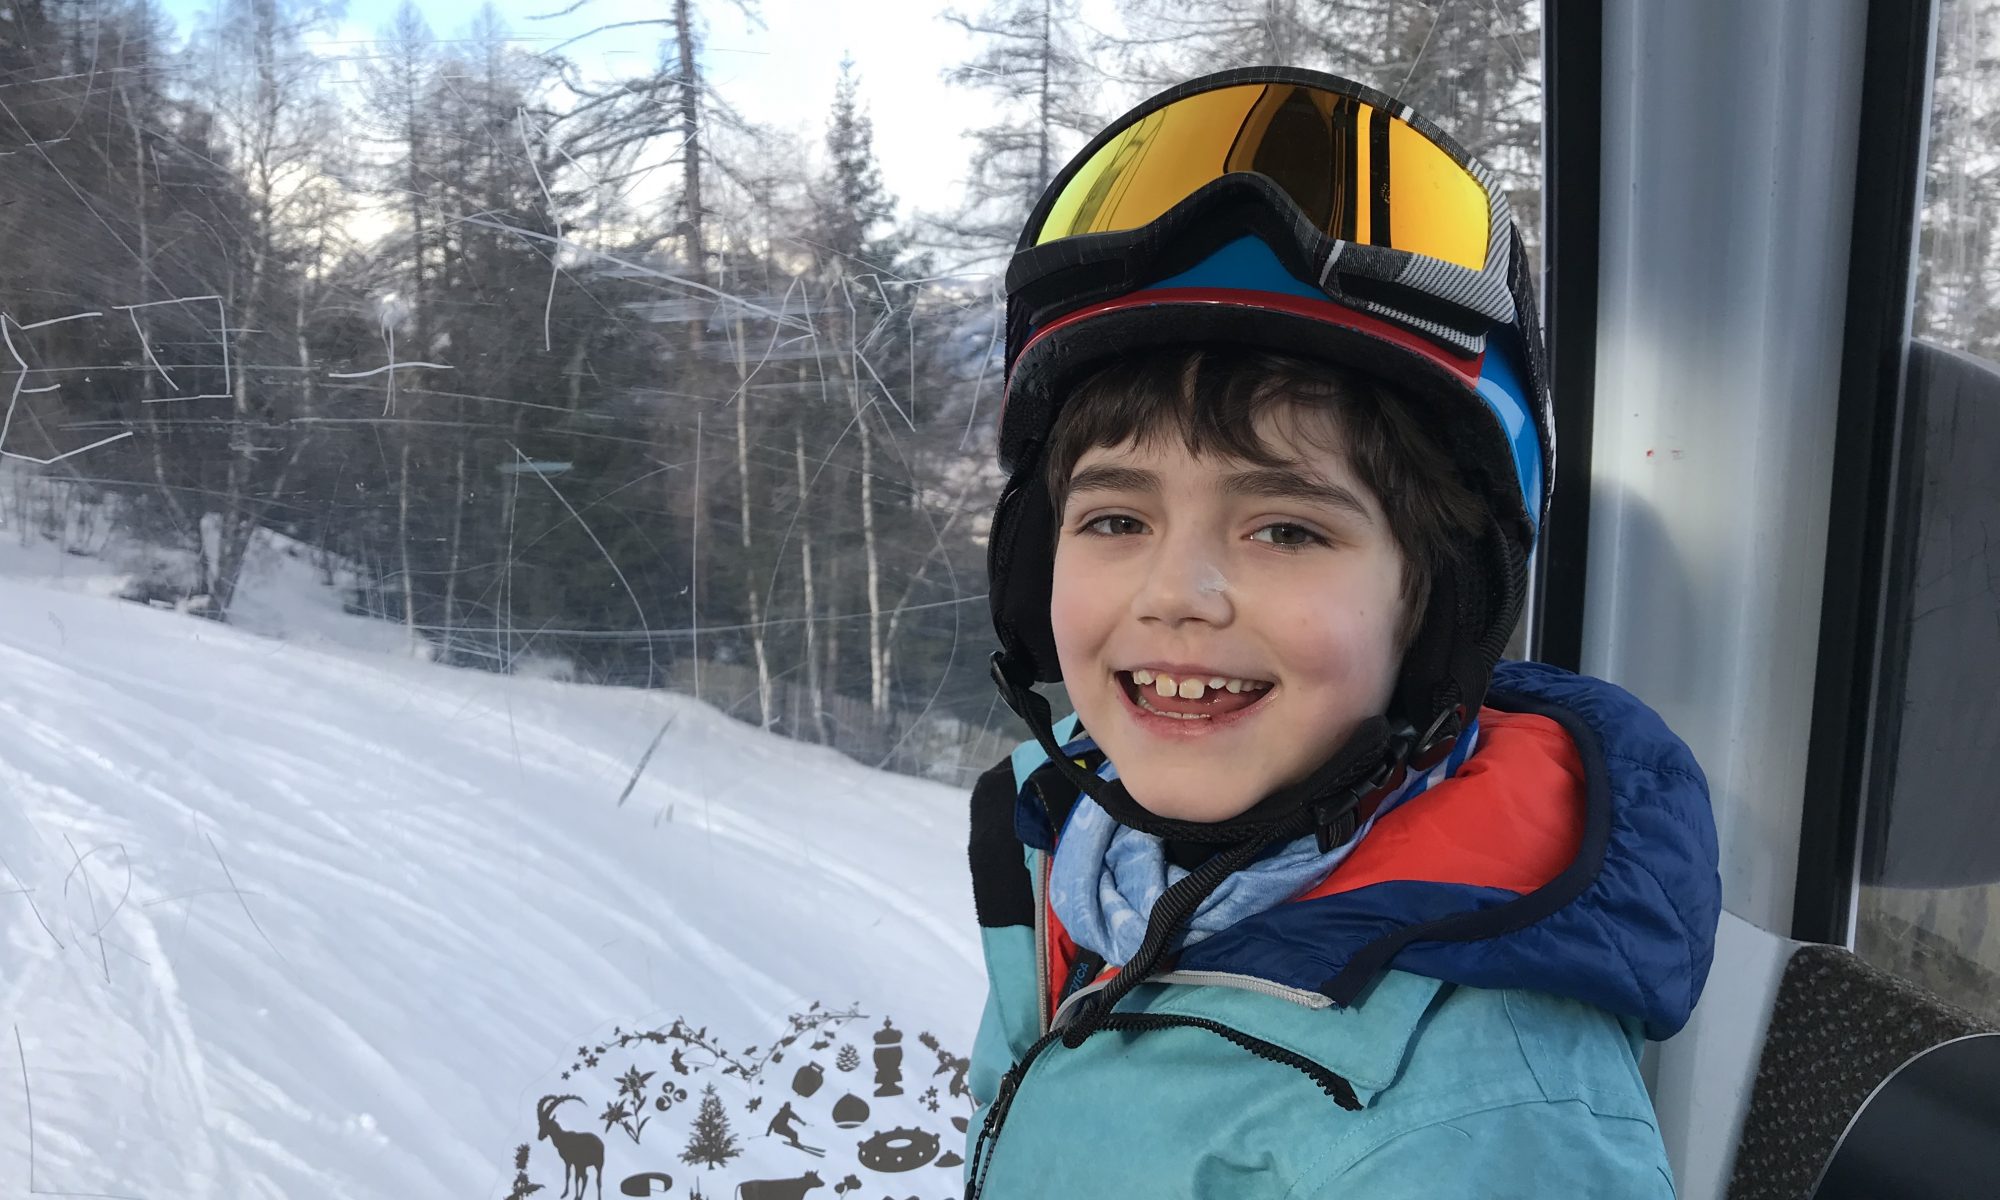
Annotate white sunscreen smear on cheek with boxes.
[1196,565,1230,595]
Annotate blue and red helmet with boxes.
[988,67,1554,802]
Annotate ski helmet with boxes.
[987,67,1554,849]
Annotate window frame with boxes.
[1791,0,1941,946]
[1526,0,1601,673]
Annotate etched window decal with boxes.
[503,1007,970,1199]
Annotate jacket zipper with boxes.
[1033,850,1051,1035]
[1151,969,1337,1009]
[1094,1012,1364,1109]
[965,1007,1362,1200]
[969,851,1053,1200]
[1049,968,1333,1029]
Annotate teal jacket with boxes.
[962,661,1722,1197]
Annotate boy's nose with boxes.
[1132,544,1234,627]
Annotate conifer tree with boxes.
[808,60,921,715]
[815,59,906,275]
[681,1083,741,1168]
[940,0,1100,263]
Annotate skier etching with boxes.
[764,1099,823,1156]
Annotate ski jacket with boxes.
[962,660,1722,1198]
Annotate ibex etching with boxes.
[536,1094,605,1200]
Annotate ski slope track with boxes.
[0,568,981,1198]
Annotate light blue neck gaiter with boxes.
[1047,721,1481,966]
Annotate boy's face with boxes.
[1049,404,1407,824]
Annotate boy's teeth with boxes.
[1126,669,1272,700]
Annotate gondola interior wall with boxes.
[1576,3,1871,1186]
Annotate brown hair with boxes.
[1043,347,1486,651]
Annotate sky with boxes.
[162,0,1127,228]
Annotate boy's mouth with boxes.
[1115,668,1274,722]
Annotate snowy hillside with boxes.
[0,532,985,1199]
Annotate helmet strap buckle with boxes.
[990,650,1109,805]
[1313,750,1405,854]
[1409,703,1469,773]
[1310,702,1467,854]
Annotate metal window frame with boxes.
[1791,0,1940,946]
[1527,0,1600,673]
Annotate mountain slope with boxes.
[0,571,982,1199]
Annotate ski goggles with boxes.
[1007,68,1523,361]
[1028,78,1492,269]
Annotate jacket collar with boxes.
[1009,660,1722,1040]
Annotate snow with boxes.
[0,525,984,1198]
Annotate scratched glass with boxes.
[1853,0,2000,1030]
[0,2,1544,1195]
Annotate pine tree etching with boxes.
[680,1083,741,1169]
[504,1143,544,1199]
[834,1044,860,1073]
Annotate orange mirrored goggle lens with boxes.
[1033,83,1491,272]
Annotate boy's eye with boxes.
[1252,523,1324,548]
[1081,514,1146,537]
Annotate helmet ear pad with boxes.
[1390,511,1525,747]
[987,463,1064,683]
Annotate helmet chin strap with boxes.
[989,648,1454,1043]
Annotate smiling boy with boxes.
[963,69,1721,1199]
[1047,351,1475,825]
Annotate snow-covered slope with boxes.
[0,558,983,1198]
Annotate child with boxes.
[965,68,1721,1197]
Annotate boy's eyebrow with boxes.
[1224,467,1374,523]
[1065,463,1372,523]
[1065,463,1160,499]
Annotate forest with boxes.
[10,0,1988,781]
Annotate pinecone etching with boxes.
[834,1043,860,1073]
